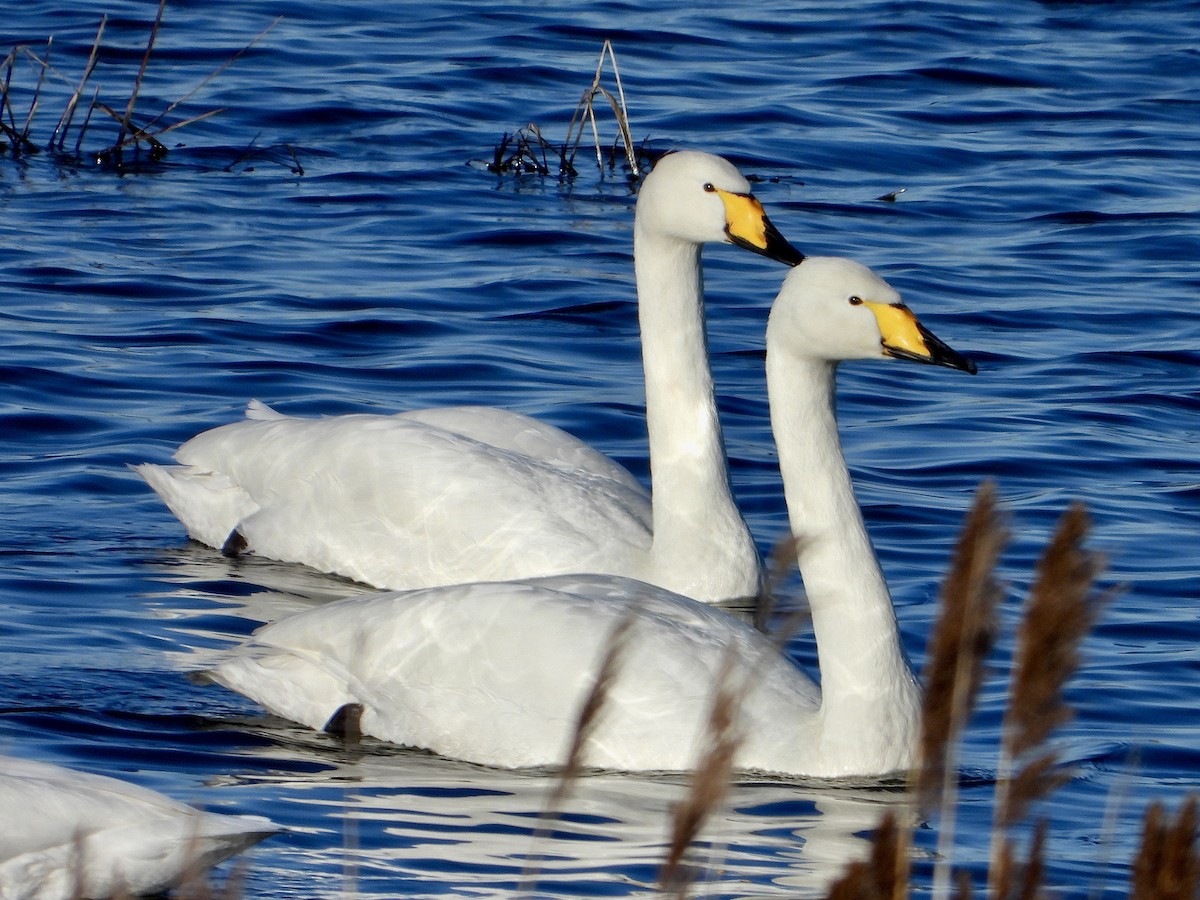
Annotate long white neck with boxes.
[766,348,920,767]
[634,223,758,600]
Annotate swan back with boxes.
[208,575,825,774]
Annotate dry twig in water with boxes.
[488,41,651,178]
[0,4,279,169]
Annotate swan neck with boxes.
[766,348,920,755]
[634,224,752,595]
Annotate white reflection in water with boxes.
[233,751,904,898]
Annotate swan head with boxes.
[636,151,804,265]
[768,256,977,374]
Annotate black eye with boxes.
[703,182,716,193]
[848,296,863,306]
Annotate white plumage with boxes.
[136,151,802,603]
[0,755,278,900]
[205,257,976,778]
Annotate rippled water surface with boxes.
[2,0,1198,896]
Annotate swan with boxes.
[135,151,802,604]
[0,754,278,899]
[202,256,976,778]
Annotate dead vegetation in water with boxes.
[487,40,657,180]
[0,0,285,173]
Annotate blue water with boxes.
[2,0,1199,896]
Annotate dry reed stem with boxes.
[954,869,974,899]
[2,7,276,165]
[659,535,812,897]
[20,38,51,142]
[136,15,280,137]
[518,604,638,897]
[51,17,105,151]
[74,85,100,157]
[1131,796,1200,900]
[1,49,40,153]
[563,40,639,176]
[660,648,747,898]
[754,533,804,635]
[1019,818,1048,900]
[115,0,166,151]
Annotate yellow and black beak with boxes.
[863,300,977,375]
[713,188,805,266]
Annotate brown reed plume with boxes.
[987,501,1105,896]
[823,486,1111,899]
[517,603,638,897]
[1131,796,1200,900]
[660,539,811,898]
[824,811,903,900]
[883,482,1007,898]
[659,649,748,898]
[917,481,1007,809]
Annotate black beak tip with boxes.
[775,242,806,267]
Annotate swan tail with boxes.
[324,703,365,740]
[133,463,259,551]
[244,399,287,421]
[204,650,358,736]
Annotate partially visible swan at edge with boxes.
[203,256,977,778]
[135,151,803,604]
[0,754,278,900]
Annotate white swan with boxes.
[135,151,802,604]
[0,755,278,899]
[203,257,976,778]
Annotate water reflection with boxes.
[231,747,903,898]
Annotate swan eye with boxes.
[703,182,716,193]
[848,296,864,306]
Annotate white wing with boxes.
[137,405,652,590]
[208,575,820,774]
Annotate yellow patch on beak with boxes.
[862,299,977,374]
[715,189,770,251]
[863,300,929,359]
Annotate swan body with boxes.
[206,257,976,778]
[136,151,802,604]
[0,755,278,900]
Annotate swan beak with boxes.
[715,189,806,266]
[864,300,978,374]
